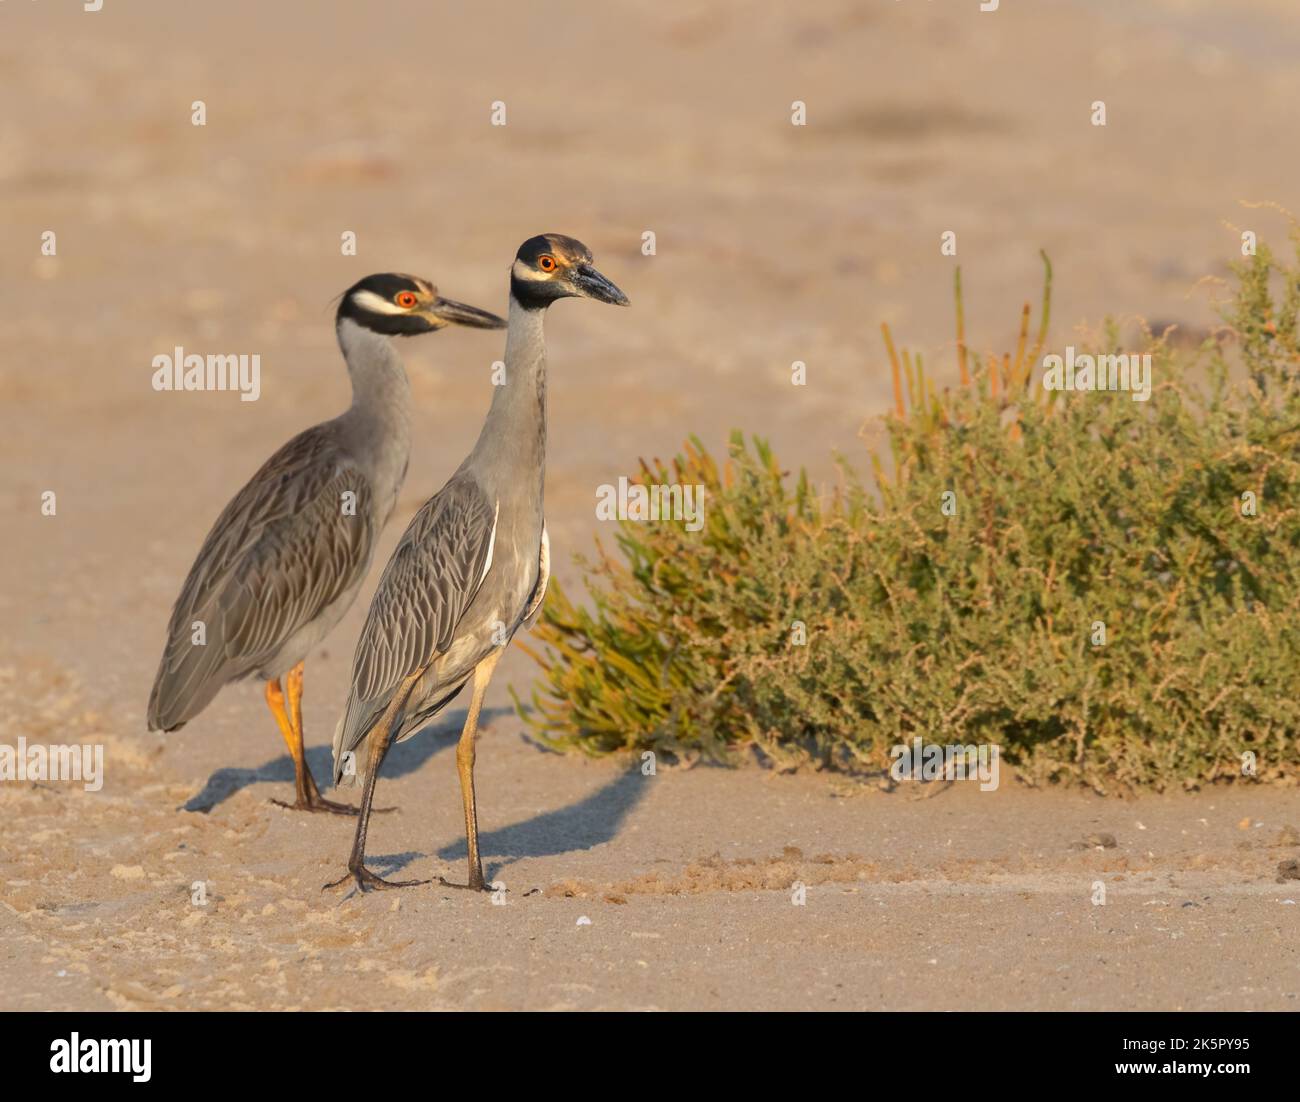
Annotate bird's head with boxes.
[336,273,506,336]
[510,234,629,310]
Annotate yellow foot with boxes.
[271,795,396,815]
[437,873,496,893]
[271,794,359,816]
[323,866,428,893]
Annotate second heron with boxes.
[328,234,628,891]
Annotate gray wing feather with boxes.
[148,424,374,731]
[520,521,550,630]
[332,474,496,779]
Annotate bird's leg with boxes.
[439,649,502,893]
[270,662,358,816]
[324,671,426,893]
[264,675,300,772]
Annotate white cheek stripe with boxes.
[351,289,411,316]
[511,260,550,283]
[480,501,499,585]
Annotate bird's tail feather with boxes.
[147,639,235,732]
[330,709,361,788]
[331,693,385,788]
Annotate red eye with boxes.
[538,255,557,273]
[395,291,418,308]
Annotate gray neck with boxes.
[464,296,547,497]
[335,317,412,490]
[336,318,412,431]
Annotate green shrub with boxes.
[516,239,1300,791]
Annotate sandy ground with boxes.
[2,0,1299,1010]
[3,678,1300,1011]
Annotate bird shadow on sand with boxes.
[370,766,649,884]
[180,705,512,813]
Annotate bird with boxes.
[147,273,506,814]
[326,234,628,891]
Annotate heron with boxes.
[147,274,505,813]
[327,234,628,891]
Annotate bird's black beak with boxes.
[570,263,630,307]
[429,297,508,329]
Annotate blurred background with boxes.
[4,0,1300,754]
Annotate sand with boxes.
[2,0,1299,1011]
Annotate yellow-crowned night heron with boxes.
[327,235,628,891]
[147,274,505,813]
